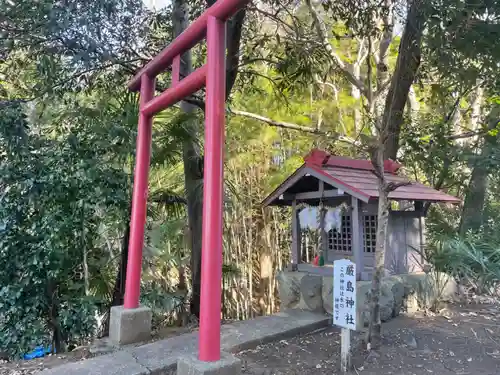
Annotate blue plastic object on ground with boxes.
[23,345,54,360]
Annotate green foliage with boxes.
[0,0,148,95]
[321,0,389,37]
[141,288,187,329]
[424,0,500,88]
[2,0,500,360]
[400,111,465,191]
[0,99,131,357]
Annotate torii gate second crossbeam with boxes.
[123,0,249,362]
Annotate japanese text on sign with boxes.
[333,259,356,329]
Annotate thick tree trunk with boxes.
[171,0,205,318]
[184,145,204,318]
[382,0,426,160]
[172,0,246,318]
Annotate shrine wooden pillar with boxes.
[291,199,301,268]
[319,181,328,263]
[351,196,364,280]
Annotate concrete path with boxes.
[40,310,330,375]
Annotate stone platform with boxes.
[40,310,330,375]
[277,270,459,330]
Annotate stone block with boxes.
[277,269,459,331]
[400,272,459,310]
[298,274,323,312]
[126,331,197,374]
[109,305,152,346]
[177,352,241,375]
[321,276,333,315]
[276,271,302,309]
[379,281,396,322]
[388,276,406,317]
[355,281,371,329]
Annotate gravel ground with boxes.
[238,304,500,375]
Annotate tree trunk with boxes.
[376,0,393,88]
[171,0,205,318]
[172,0,246,318]
[366,147,391,348]
[458,84,484,146]
[182,132,203,320]
[47,280,66,353]
[365,1,426,347]
[470,85,483,130]
[101,213,130,337]
[352,39,365,133]
[110,221,130,307]
[406,85,419,124]
[382,0,426,160]
[460,125,497,234]
[460,156,489,234]
[374,0,393,120]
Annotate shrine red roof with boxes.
[262,149,460,206]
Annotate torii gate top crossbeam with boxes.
[128,0,247,92]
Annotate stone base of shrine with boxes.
[177,352,241,375]
[109,305,152,346]
[277,270,459,330]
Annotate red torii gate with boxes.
[123,0,249,362]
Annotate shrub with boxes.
[424,233,500,297]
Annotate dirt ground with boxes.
[238,304,500,375]
[2,304,499,374]
[0,325,197,375]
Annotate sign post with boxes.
[333,259,356,373]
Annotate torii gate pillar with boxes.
[109,0,249,363]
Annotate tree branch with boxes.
[249,5,295,32]
[305,0,367,97]
[446,129,488,140]
[354,38,369,67]
[385,181,411,193]
[376,0,394,89]
[229,109,360,146]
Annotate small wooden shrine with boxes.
[262,149,460,281]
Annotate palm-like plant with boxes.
[424,234,500,297]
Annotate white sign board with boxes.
[333,259,356,330]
